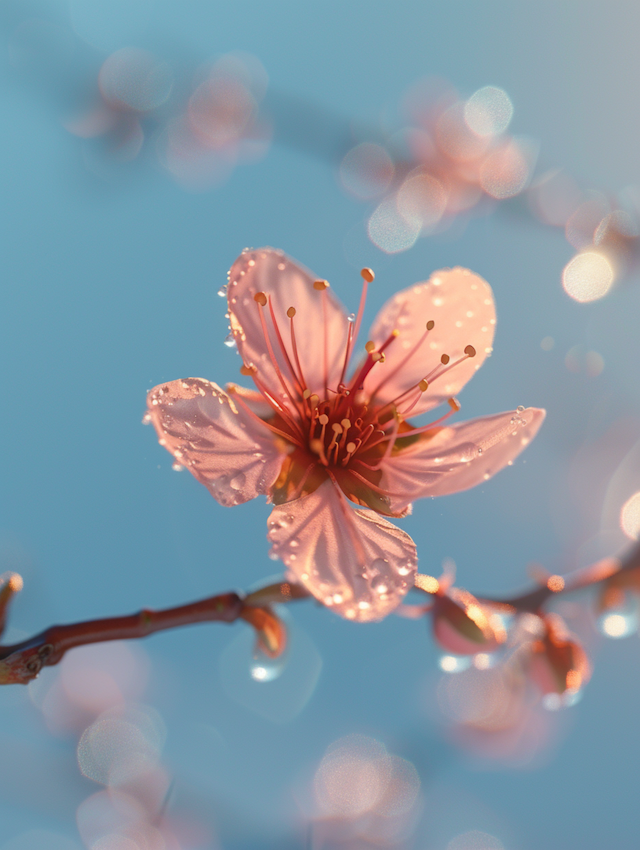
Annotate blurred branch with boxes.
[415,539,640,615]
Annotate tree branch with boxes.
[0,581,309,685]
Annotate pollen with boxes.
[440,354,450,365]
[287,306,296,318]
[426,320,435,330]
[464,344,477,357]
[361,267,375,283]
[313,279,330,290]
[254,291,268,306]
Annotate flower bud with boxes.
[431,588,506,655]
[240,604,287,659]
[526,614,590,696]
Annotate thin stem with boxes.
[0,582,310,685]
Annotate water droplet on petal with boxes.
[347,313,356,323]
[230,472,246,491]
[218,285,228,297]
[224,332,237,349]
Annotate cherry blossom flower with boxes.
[146,248,545,622]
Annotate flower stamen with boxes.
[313,279,330,397]
[287,306,309,394]
[369,319,435,401]
[267,297,305,398]
[253,293,300,416]
[397,397,460,438]
[227,386,305,447]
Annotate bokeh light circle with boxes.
[397,171,448,230]
[562,252,614,302]
[620,491,640,539]
[447,829,505,850]
[98,48,173,112]
[340,142,394,199]
[464,85,513,137]
[480,140,530,199]
[367,196,420,253]
[599,610,638,639]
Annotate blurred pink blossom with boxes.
[147,248,544,621]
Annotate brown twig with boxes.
[2,541,639,687]
[0,581,310,686]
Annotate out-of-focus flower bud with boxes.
[431,587,506,655]
[239,604,287,659]
[526,613,590,696]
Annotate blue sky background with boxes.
[2,1,640,848]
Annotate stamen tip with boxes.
[287,306,296,318]
[440,353,450,365]
[360,267,375,283]
[313,279,329,291]
[365,340,376,353]
[318,414,329,425]
[254,291,267,306]
[426,320,435,330]
[303,389,312,399]
[447,397,461,412]
[419,379,429,392]
[464,344,477,357]
[240,364,257,376]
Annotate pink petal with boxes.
[364,267,495,416]
[267,480,417,622]
[227,248,349,400]
[146,378,284,506]
[381,407,545,512]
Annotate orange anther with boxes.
[360,267,375,283]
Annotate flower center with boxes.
[231,266,477,512]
